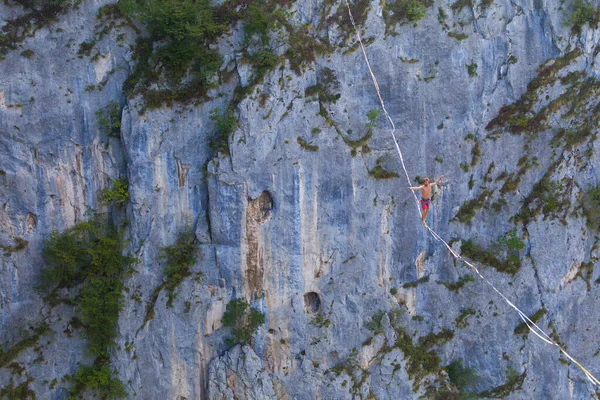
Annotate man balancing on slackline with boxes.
[409,176,443,225]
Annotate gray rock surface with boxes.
[1,0,600,398]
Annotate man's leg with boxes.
[422,208,428,224]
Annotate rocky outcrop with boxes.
[1,0,600,398]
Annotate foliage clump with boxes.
[222,298,265,346]
[0,324,49,368]
[383,0,434,34]
[297,137,319,152]
[100,178,129,206]
[395,327,454,389]
[581,185,600,230]
[159,228,197,307]
[445,359,478,394]
[368,157,399,180]
[565,0,598,29]
[460,229,525,274]
[453,189,491,224]
[514,308,546,338]
[39,218,137,398]
[438,275,476,292]
[120,0,226,108]
[68,364,127,400]
[96,101,122,137]
[0,0,75,59]
[478,366,526,398]
[209,106,240,155]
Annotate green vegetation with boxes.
[445,359,478,394]
[99,178,129,206]
[438,275,476,292]
[390,287,398,295]
[20,49,34,58]
[297,137,319,152]
[209,106,240,154]
[478,366,526,398]
[455,308,476,329]
[310,313,332,328]
[0,0,75,59]
[582,185,600,230]
[514,308,546,338]
[565,0,598,29]
[159,228,197,307]
[573,261,595,291]
[222,298,265,345]
[365,311,387,334]
[338,109,378,156]
[485,49,582,134]
[68,364,127,399]
[453,189,491,224]
[120,0,226,107]
[0,377,36,399]
[466,62,478,77]
[96,101,122,137]
[0,237,29,256]
[368,157,399,180]
[39,218,137,398]
[0,324,49,368]
[448,31,469,41]
[328,347,371,395]
[403,274,431,289]
[383,0,434,34]
[516,168,569,225]
[395,328,454,389]
[450,0,472,12]
[460,229,525,274]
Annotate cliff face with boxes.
[1,0,600,398]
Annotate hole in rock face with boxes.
[303,292,321,314]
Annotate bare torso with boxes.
[421,184,432,199]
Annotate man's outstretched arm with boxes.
[430,175,444,186]
[408,185,423,190]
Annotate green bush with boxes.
[566,0,598,28]
[119,0,225,105]
[96,101,122,137]
[460,229,524,274]
[383,0,433,33]
[582,185,600,230]
[209,106,240,154]
[406,0,428,21]
[39,219,137,398]
[445,359,478,393]
[159,229,197,307]
[100,178,129,205]
[222,298,265,345]
[68,364,127,400]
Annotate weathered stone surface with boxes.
[1,0,600,398]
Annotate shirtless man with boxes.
[409,176,443,225]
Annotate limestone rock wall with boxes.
[1,0,600,398]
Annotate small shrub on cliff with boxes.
[40,218,136,398]
[445,359,478,394]
[96,101,122,137]
[99,178,129,206]
[582,185,600,230]
[159,228,197,307]
[209,106,240,154]
[565,0,598,28]
[222,298,265,345]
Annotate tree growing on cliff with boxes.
[222,298,265,346]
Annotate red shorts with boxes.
[420,198,430,210]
